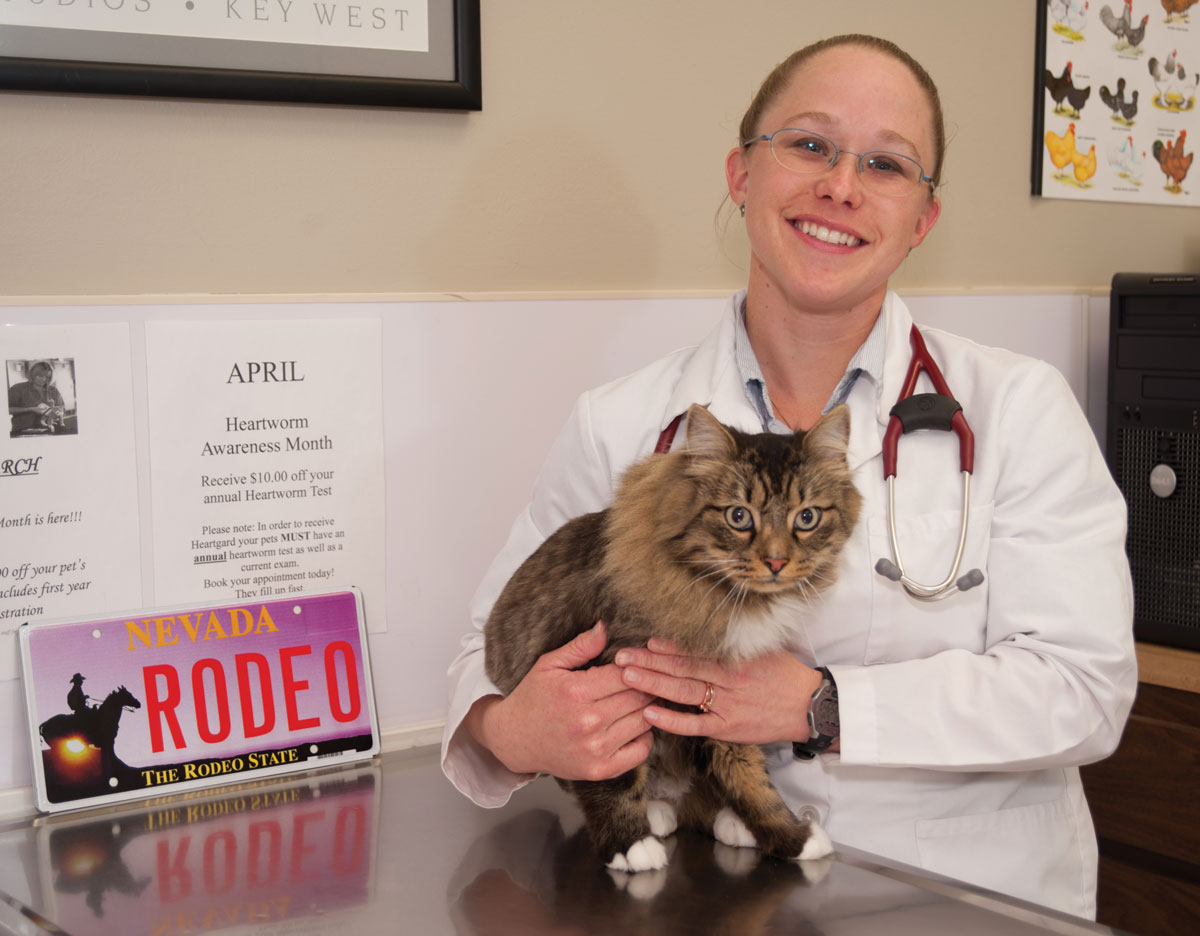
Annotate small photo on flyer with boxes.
[6,359,79,439]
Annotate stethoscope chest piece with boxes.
[876,325,984,601]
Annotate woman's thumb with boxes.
[545,621,607,670]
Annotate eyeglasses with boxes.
[743,128,933,197]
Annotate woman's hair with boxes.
[29,361,53,380]
[738,34,946,190]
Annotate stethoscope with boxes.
[874,325,984,600]
[653,324,983,602]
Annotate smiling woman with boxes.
[727,41,943,415]
[444,33,1135,922]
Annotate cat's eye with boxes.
[725,506,755,531]
[794,507,823,532]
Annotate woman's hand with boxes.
[615,638,823,746]
[467,622,656,782]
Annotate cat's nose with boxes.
[763,557,788,575]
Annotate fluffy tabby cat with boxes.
[485,403,861,872]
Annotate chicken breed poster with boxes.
[1035,0,1197,206]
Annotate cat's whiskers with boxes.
[700,575,744,633]
[725,581,751,634]
[666,563,737,605]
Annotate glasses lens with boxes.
[768,129,836,173]
[763,129,927,196]
[861,152,924,195]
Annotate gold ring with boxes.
[699,682,716,713]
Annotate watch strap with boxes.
[793,667,838,760]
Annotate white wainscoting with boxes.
[0,292,1108,808]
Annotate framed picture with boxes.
[0,0,480,110]
[1032,0,1196,207]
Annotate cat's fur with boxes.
[484,403,862,872]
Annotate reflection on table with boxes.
[0,748,1131,936]
[29,763,377,935]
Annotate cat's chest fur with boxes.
[717,594,810,662]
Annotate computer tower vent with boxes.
[1111,424,1200,642]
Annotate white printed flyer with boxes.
[144,319,386,633]
[0,323,142,680]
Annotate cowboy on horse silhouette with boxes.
[40,676,140,765]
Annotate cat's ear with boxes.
[801,404,851,462]
[683,404,737,463]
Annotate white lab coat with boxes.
[442,290,1137,919]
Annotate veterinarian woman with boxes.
[442,34,1135,919]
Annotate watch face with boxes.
[812,696,839,735]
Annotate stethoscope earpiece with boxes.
[874,559,903,582]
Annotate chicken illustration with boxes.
[1045,63,1072,111]
[1072,144,1098,184]
[1150,51,1199,109]
[1127,12,1150,44]
[1160,0,1198,23]
[1063,73,1091,117]
[1045,61,1091,117]
[1107,135,1146,182]
[1099,77,1140,123]
[1067,0,1091,31]
[1152,129,1193,190]
[1149,50,1177,96]
[1099,76,1126,110]
[1101,0,1132,33]
[1045,122,1078,171]
[1100,1,1150,47]
[1052,0,1092,32]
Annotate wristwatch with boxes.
[793,667,838,760]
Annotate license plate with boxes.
[20,589,379,813]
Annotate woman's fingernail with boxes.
[624,667,640,684]
[643,706,659,722]
[615,650,631,666]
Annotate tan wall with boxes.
[1,0,1196,300]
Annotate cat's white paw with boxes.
[795,822,833,860]
[712,807,757,849]
[606,836,669,873]
[646,799,678,837]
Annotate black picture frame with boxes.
[1031,0,1050,196]
[0,0,480,110]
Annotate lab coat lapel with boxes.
[846,291,916,474]
[660,291,765,439]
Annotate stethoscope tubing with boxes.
[883,471,973,600]
[880,325,983,601]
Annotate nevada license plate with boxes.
[20,589,379,813]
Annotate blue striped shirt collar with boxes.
[732,297,886,433]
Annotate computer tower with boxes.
[1106,273,1200,651]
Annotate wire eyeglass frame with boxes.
[743,127,934,197]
